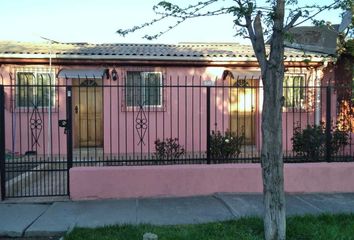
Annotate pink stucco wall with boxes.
[1,66,68,155]
[70,162,354,200]
[1,65,349,156]
[103,67,213,155]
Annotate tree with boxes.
[117,1,353,239]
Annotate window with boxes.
[16,71,55,107]
[125,71,162,107]
[283,75,305,110]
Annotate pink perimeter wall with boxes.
[70,163,354,200]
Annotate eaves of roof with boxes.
[0,53,329,63]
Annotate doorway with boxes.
[73,79,103,147]
[230,78,257,145]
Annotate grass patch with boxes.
[64,214,354,240]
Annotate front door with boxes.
[230,78,257,145]
[73,79,103,147]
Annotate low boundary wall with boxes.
[70,163,354,200]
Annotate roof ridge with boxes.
[0,40,249,46]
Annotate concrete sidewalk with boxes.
[1,193,354,237]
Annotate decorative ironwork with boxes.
[234,79,249,87]
[80,79,98,87]
[30,104,42,149]
[135,104,148,145]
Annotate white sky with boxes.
[0,0,345,44]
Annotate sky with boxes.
[0,0,345,45]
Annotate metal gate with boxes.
[0,83,73,199]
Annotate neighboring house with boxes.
[0,41,349,157]
[284,25,340,55]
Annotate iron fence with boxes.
[0,74,353,198]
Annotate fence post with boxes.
[0,85,5,200]
[206,86,211,164]
[325,86,332,162]
[66,86,73,194]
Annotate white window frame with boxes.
[125,71,163,108]
[16,69,56,108]
[283,74,306,111]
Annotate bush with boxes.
[292,122,349,161]
[154,138,185,160]
[210,130,245,159]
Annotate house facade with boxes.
[0,41,349,159]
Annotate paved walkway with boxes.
[1,193,354,237]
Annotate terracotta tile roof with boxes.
[0,41,329,62]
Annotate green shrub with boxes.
[210,130,245,159]
[292,123,349,161]
[154,138,185,160]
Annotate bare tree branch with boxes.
[291,0,341,28]
[117,0,348,40]
[117,0,230,39]
[142,4,229,40]
[245,14,256,41]
[284,11,302,31]
[253,11,268,68]
[234,0,255,40]
[142,18,187,40]
[234,19,247,27]
[153,0,218,16]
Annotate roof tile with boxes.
[0,41,328,61]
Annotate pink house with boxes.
[0,41,353,199]
[1,41,349,155]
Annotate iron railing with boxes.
[0,74,353,198]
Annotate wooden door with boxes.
[230,79,256,145]
[73,79,103,147]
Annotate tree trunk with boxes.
[260,0,286,239]
[261,67,286,240]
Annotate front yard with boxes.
[64,214,354,240]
